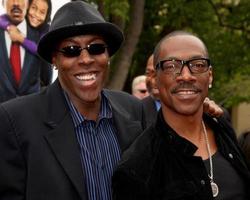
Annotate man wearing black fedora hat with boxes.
[0,1,145,200]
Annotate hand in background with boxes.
[7,25,25,44]
[203,97,224,117]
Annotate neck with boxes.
[162,106,203,141]
[8,16,21,26]
[75,100,101,121]
[162,107,218,159]
[68,94,101,121]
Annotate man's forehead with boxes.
[163,35,203,47]
[160,35,207,57]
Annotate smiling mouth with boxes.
[75,73,96,81]
[175,90,197,95]
[11,8,22,15]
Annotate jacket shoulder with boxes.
[103,89,143,112]
[104,89,141,103]
[116,125,160,177]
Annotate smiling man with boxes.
[0,1,145,200]
[112,31,250,200]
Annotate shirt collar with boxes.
[154,100,161,111]
[17,18,27,36]
[64,90,113,127]
[5,18,27,62]
[156,110,198,156]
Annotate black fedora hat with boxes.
[37,1,124,63]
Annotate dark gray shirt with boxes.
[204,151,247,200]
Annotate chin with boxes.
[176,107,201,116]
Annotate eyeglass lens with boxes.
[58,43,107,57]
[156,58,210,74]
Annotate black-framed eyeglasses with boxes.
[57,43,108,57]
[155,58,211,74]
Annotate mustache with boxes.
[11,6,22,14]
[171,82,201,93]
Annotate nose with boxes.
[176,65,196,81]
[78,49,95,65]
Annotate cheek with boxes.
[53,55,73,71]
[97,54,109,70]
[156,74,172,88]
[40,14,46,21]
[29,8,34,14]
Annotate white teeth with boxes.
[76,73,96,81]
[178,91,195,95]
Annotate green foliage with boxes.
[90,0,129,22]
[103,0,129,21]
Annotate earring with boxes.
[108,61,110,66]
[52,65,58,70]
[209,84,212,89]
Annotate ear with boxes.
[208,67,213,86]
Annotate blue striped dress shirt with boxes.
[64,91,121,200]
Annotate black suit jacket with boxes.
[0,23,51,102]
[0,80,145,200]
[141,95,158,127]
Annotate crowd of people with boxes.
[0,1,249,200]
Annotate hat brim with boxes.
[37,22,124,63]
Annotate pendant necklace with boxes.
[202,120,219,197]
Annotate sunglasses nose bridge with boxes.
[78,46,88,55]
[78,47,94,62]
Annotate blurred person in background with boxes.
[142,54,161,126]
[131,75,149,99]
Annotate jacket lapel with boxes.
[104,90,144,152]
[0,30,17,90]
[43,80,87,200]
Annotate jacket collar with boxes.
[103,89,144,152]
[156,110,198,156]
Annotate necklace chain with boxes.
[202,120,213,180]
[202,120,219,197]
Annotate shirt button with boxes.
[169,135,173,140]
[228,153,234,159]
[200,180,206,185]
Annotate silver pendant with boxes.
[211,181,219,197]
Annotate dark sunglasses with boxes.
[57,43,108,57]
